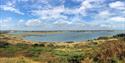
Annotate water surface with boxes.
[9,30,125,42]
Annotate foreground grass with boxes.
[0,33,125,63]
[0,57,40,63]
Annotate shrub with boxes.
[16,43,29,49]
[113,33,125,38]
[66,41,74,43]
[24,47,51,57]
[0,41,10,48]
[91,40,125,63]
[46,43,55,47]
[24,47,43,57]
[67,53,83,63]
[97,36,110,40]
[0,46,21,57]
[32,43,45,47]
[52,50,84,63]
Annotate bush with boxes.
[91,40,125,63]
[0,41,10,48]
[113,33,125,38]
[52,50,84,63]
[97,36,110,40]
[67,53,83,63]
[66,41,74,43]
[46,43,55,47]
[24,47,51,57]
[0,46,21,57]
[24,47,43,57]
[16,43,29,49]
[32,43,45,47]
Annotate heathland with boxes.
[0,32,125,63]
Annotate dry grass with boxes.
[96,40,125,63]
[82,39,125,63]
[0,56,40,63]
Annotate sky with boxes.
[0,0,125,30]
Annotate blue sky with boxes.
[0,0,125,30]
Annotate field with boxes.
[0,33,125,63]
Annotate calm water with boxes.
[9,31,125,42]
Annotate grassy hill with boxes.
[0,33,125,63]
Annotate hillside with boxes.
[0,33,125,63]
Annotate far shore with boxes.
[0,32,124,45]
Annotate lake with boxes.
[9,30,125,42]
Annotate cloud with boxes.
[31,0,105,20]
[81,0,93,9]
[0,2,24,15]
[53,19,72,25]
[98,10,111,17]
[99,24,111,28]
[25,19,42,26]
[18,0,29,2]
[0,0,125,30]
[31,0,95,19]
[109,16,125,22]
[0,17,15,30]
[109,1,125,10]
[97,10,113,20]
[0,17,12,26]
[32,6,66,19]
[29,0,125,30]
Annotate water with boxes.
[9,30,125,42]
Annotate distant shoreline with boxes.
[0,30,124,42]
[1,30,125,32]
[0,32,125,44]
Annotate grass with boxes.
[0,57,40,63]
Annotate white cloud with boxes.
[32,4,87,21]
[54,20,72,25]
[96,10,114,20]
[32,6,66,19]
[77,0,96,16]
[81,0,93,9]
[30,0,110,30]
[75,0,106,16]
[0,17,12,27]
[18,0,29,2]
[99,24,111,28]
[109,1,125,10]
[0,2,24,15]
[98,10,111,17]
[32,0,104,20]
[25,19,41,26]
[109,16,125,22]
[0,17,15,30]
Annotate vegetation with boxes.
[0,33,125,63]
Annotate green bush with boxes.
[52,50,84,63]
[0,41,10,48]
[113,33,125,38]
[25,47,51,57]
[97,36,110,40]
[32,43,45,47]
[0,46,21,57]
[67,53,83,63]
[16,43,29,49]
